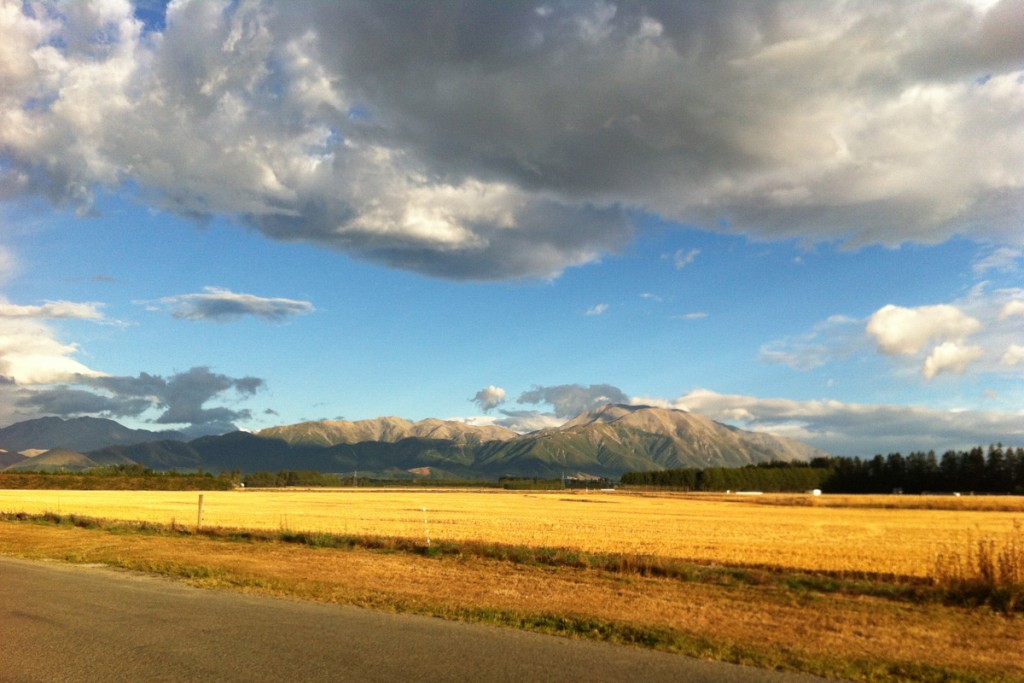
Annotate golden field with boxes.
[2,488,1022,578]
[3,489,1024,680]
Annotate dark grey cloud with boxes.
[2,1,1022,281]
[3,366,264,433]
[17,386,151,418]
[518,383,630,419]
[305,0,1024,247]
[249,196,632,281]
[147,287,314,322]
[150,367,261,427]
[78,367,265,430]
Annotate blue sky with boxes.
[1,0,1022,455]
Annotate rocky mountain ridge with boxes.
[257,416,517,448]
[1,405,828,479]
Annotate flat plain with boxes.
[1,488,1021,578]
[2,489,1023,681]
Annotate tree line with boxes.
[824,445,1024,494]
[621,445,1024,494]
[0,466,234,491]
[620,460,833,492]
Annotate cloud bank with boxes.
[665,388,1024,456]
[2,1,1022,280]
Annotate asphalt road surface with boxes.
[0,557,831,682]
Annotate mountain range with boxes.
[0,405,828,479]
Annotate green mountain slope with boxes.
[89,440,205,471]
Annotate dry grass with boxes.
[2,489,1022,579]
[933,520,1024,611]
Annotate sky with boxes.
[1,0,1022,456]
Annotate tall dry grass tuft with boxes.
[933,520,1024,611]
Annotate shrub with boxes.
[933,521,1024,611]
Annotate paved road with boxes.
[0,558,830,682]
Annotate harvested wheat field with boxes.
[2,489,1021,579]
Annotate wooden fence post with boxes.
[197,494,204,530]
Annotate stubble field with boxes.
[2,488,1022,579]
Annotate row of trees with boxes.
[826,446,1024,494]
[0,466,234,491]
[242,470,354,487]
[620,461,832,492]
[621,446,1024,494]
[241,470,504,488]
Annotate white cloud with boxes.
[670,248,700,270]
[0,300,105,320]
[0,245,16,284]
[585,303,609,316]
[760,314,861,370]
[0,296,109,385]
[0,317,104,384]
[492,410,566,434]
[144,287,314,322]
[675,312,708,321]
[1000,300,1024,319]
[2,1,1022,281]
[973,246,1022,275]
[1001,344,1024,366]
[472,385,507,412]
[866,304,980,355]
[922,341,984,379]
[765,287,1024,381]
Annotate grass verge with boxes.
[4,511,1018,613]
